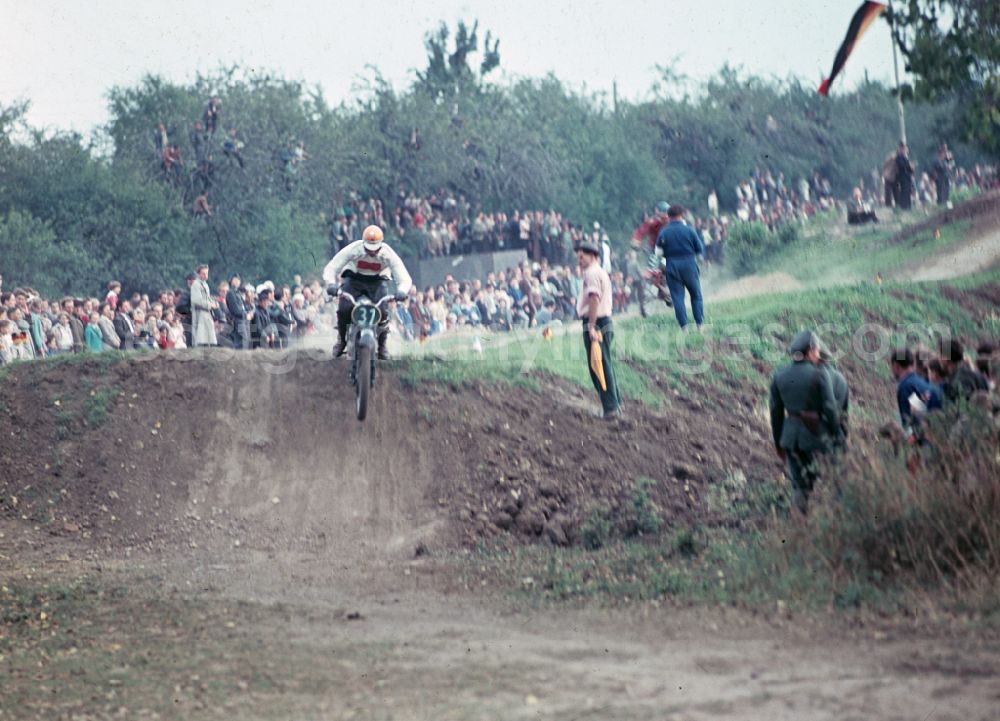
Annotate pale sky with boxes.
[1,0,901,134]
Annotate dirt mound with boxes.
[891,188,1000,246]
[0,354,445,557]
[0,353,779,554]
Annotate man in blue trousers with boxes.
[656,205,705,330]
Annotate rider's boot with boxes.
[332,319,348,358]
[376,329,390,361]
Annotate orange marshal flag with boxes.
[818,1,887,96]
[589,330,606,392]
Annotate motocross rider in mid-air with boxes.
[322,225,413,361]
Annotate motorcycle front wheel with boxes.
[355,344,372,421]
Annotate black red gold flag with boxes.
[818,1,887,96]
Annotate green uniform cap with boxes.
[788,330,819,355]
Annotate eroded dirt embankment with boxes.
[0,352,778,557]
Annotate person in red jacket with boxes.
[630,201,673,309]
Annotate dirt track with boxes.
[4,518,1000,721]
[897,190,1000,282]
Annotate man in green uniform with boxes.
[769,330,840,514]
[819,345,849,452]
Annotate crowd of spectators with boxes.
[889,338,998,442]
[386,258,588,340]
[327,188,603,268]
[0,252,660,364]
[0,272,333,364]
[873,145,996,212]
[323,165,841,273]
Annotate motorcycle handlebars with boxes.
[337,291,402,309]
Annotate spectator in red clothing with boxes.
[156,322,174,349]
[106,281,121,311]
[632,200,671,252]
[193,193,213,217]
[162,144,184,183]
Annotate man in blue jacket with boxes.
[890,347,942,436]
[656,205,705,330]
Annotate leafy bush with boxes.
[724,222,780,276]
[577,478,664,550]
[624,478,662,538]
[776,220,799,246]
[784,406,1000,609]
[579,508,613,550]
[723,220,802,277]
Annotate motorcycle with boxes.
[328,284,406,421]
[631,250,672,318]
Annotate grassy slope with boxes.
[401,271,999,401]
[766,212,972,286]
[403,210,1000,619]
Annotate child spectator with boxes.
[106,281,121,311]
[0,319,14,364]
[156,321,174,349]
[52,313,73,353]
[165,310,186,349]
[84,312,104,352]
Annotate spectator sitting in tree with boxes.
[193,192,213,217]
[223,127,245,168]
[162,144,184,182]
[155,121,169,151]
[203,96,221,135]
[190,121,207,164]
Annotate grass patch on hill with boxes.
[770,219,972,286]
[401,270,1000,402]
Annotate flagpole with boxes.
[888,0,908,144]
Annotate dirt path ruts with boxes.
[907,225,1000,281]
[4,526,998,721]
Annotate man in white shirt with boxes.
[577,239,621,420]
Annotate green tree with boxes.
[0,210,82,296]
[890,0,1000,155]
[415,20,500,98]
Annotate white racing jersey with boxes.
[321,240,413,295]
